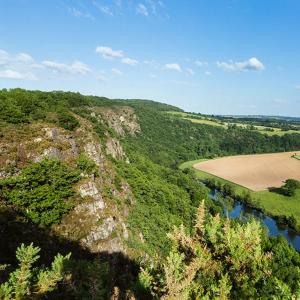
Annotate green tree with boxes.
[282,179,300,196]
[0,243,70,300]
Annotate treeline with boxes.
[124,103,300,168]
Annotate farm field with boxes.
[180,152,300,230]
[193,151,300,191]
[167,111,300,136]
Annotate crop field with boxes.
[167,111,300,136]
[193,151,300,191]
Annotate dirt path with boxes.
[194,151,300,191]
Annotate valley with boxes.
[0,89,300,299]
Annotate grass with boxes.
[180,158,300,229]
[167,111,300,136]
[293,155,300,160]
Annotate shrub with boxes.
[0,243,70,300]
[282,179,300,197]
[0,159,81,226]
[76,154,98,176]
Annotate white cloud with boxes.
[165,63,182,72]
[68,7,94,20]
[42,60,91,75]
[195,60,207,67]
[95,46,124,59]
[217,57,265,71]
[121,57,139,66]
[295,85,300,90]
[143,60,160,69]
[136,3,148,16]
[186,68,194,75]
[0,69,37,80]
[111,68,122,75]
[205,71,212,76]
[16,53,34,63]
[0,49,10,65]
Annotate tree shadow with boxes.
[0,206,151,299]
[268,187,287,196]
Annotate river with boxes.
[209,189,300,251]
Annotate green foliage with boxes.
[57,109,80,131]
[115,154,219,256]
[0,159,81,226]
[0,243,70,300]
[76,154,98,176]
[66,259,109,300]
[281,179,300,196]
[264,235,300,294]
[124,103,300,168]
[140,202,300,299]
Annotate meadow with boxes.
[168,111,300,136]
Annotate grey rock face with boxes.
[84,142,103,166]
[79,182,99,198]
[83,216,117,245]
[106,138,125,160]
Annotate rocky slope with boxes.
[0,105,140,256]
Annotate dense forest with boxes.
[1,89,300,299]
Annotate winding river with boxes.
[209,189,300,251]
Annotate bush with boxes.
[76,154,98,176]
[281,179,300,197]
[0,159,81,226]
[57,110,80,131]
[0,243,70,300]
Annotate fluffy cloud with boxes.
[0,69,37,80]
[121,57,139,66]
[111,68,122,75]
[0,49,10,65]
[186,68,194,75]
[16,53,34,63]
[136,3,148,16]
[217,57,265,71]
[0,49,38,80]
[96,46,124,59]
[42,60,91,75]
[165,63,182,72]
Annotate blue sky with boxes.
[1,0,300,116]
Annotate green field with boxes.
[168,111,300,136]
[293,155,300,160]
[180,158,300,229]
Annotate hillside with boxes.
[1,89,300,299]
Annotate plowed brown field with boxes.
[194,151,300,191]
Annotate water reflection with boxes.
[209,189,300,251]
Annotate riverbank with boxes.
[180,158,300,231]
